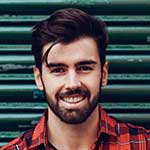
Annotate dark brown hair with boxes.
[32,8,108,70]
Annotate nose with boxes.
[65,70,81,90]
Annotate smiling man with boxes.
[2,8,150,150]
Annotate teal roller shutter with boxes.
[0,0,150,147]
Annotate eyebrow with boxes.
[47,63,68,68]
[75,60,97,66]
[46,60,97,68]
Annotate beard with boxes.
[44,85,101,124]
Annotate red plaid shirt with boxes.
[2,106,150,150]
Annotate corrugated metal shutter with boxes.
[0,0,150,147]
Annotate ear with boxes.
[101,61,109,86]
[33,65,44,91]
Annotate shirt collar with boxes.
[29,106,118,149]
[29,109,48,149]
[98,106,118,137]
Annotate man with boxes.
[2,8,150,150]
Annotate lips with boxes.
[62,95,85,103]
[58,87,90,104]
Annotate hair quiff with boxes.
[32,8,108,70]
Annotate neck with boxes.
[47,106,100,150]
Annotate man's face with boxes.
[34,37,108,124]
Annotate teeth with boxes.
[63,97,83,103]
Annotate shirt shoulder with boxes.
[1,129,34,150]
[101,114,150,150]
[109,114,150,137]
[116,121,150,148]
[120,122,150,136]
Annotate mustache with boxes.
[59,88,90,98]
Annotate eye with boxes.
[77,66,93,72]
[50,67,66,74]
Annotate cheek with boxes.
[41,66,65,98]
[42,76,64,97]
[89,80,100,95]
[82,74,101,94]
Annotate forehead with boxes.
[43,37,100,64]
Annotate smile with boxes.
[61,96,85,103]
